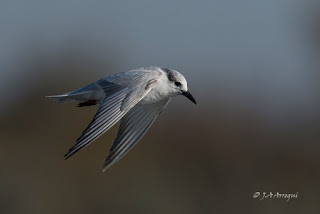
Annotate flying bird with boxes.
[47,66,196,171]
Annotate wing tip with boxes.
[64,151,73,160]
[101,161,112,172]
[64,147,81,160]
[101,155,118,172]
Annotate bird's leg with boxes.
[77,100,97,107]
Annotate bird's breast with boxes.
[139,83,171,105]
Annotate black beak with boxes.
[181,90,197,105]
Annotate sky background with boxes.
[1,0,320,213]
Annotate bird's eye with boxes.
[174,81,181,87]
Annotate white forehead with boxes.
[172,70,186,83]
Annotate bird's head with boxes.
[162,68,197,105]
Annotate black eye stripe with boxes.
[175,81,181,87]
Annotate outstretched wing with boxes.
[64,71,161,159]
[101,97,171,171]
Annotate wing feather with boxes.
[64,70,162,159]
[101,98,171,171]
[64,90,127,159]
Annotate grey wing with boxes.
[102,70,160,111]
[101,97,171,171]
[64,73,161,159]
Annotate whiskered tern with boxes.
[47,66,196,171]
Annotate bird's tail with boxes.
[46,94,79,104]
[46,82,101,104]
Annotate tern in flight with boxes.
[47,66,196,171]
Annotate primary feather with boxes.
[102,97,170,171]
[64,68,162,159]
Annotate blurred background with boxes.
[1,0,320,213]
